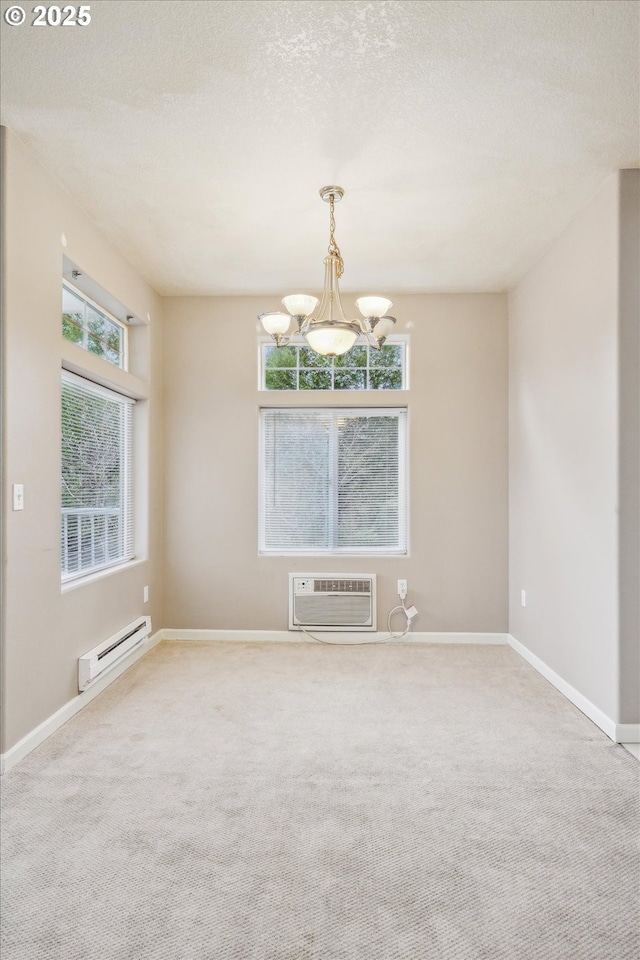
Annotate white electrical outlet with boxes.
[521,589,527,607]
[397,579,408,600]
[143,585,149,604]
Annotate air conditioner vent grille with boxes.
[314,579,371,594]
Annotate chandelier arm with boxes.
[309,255,332,326]
[328,253,350,324]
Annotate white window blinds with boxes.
[61,372,134,580]
[260,408,407,554]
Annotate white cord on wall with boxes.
[297,598,413,646]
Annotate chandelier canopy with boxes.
[258,186,396,357]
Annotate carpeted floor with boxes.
[1,640,639,960]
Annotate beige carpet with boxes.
[1,640,639,959]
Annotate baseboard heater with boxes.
[289,574,376,631]
[78,616,151,691]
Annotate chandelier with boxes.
[258,186,396,357]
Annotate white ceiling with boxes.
[1,0,638,295]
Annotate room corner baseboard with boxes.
[0,630,164,776]
[507,634,639,743]
[161,628,509,645]
[615,724,640,743]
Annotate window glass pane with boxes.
[369,368,403,390]
[87,333,106,358]
[87,306,106,337]
[265,369,297,390]
[63,287,85,319]
[370,344,403,368]
[299,370,332,390]
[104,318,123,357]
[262,412,330,550]
[105,346,122,366]
[265,344,296,368]
[62,288,85,345]
[334,346,367,368]
[337,416,399,548]
[63,313,84,345]
[299,347,331,368]
[334,370,366,390]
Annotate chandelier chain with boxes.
[328,195,344,279]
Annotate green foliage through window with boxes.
[263,341,405,390]
[62,284,125,368]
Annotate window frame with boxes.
[62,280,129,371]
[258,406,408,557]
[257,335,409,392]
[60,370,136,584]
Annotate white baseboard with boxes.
[0,630,163,775]
[615,724,640,743]
[161,628,509,645]
[507,634,639,743]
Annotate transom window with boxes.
[62,283,127,369]
[259,408,407,555]
[261,341,406,391]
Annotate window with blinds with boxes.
[259,408,407,554]
[61,372,134,581]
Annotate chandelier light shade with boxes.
[258,312,291,343]
[282,294,319,319]
[258,186,397,357]
[355,296,393,319]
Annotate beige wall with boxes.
[509,171,639,725]
[618,169,640,724]
[162,293,508,633]
[1,129,164,752]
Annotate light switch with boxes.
[12,484,24,511]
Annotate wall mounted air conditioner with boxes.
[289,574,376,631]
[78,616,151,691]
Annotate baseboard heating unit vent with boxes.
[78,616,151,691]
[289,574,376,631]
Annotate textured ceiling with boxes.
[1,0,638,295]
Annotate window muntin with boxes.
[259,408,407,555]
[61,373,134,581]
[261,341,406,391]
[62,283,126,369]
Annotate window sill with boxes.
[259,552,409,558]
[61,557,145,593]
